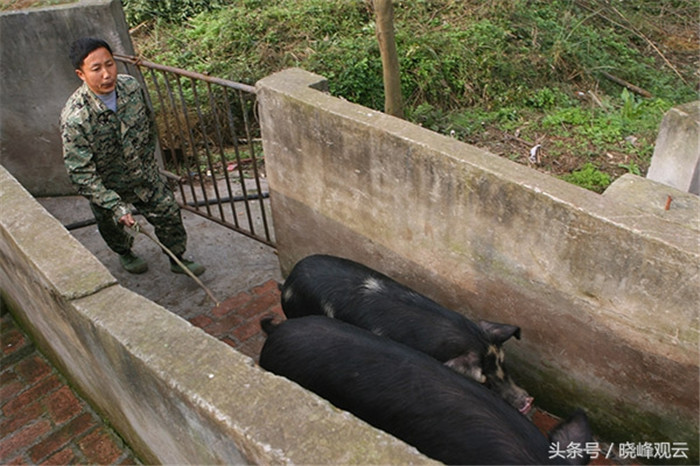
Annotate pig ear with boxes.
[548,410,593,465]
[260,317,279,336]
[445,352,486,383]
[477,320,521,344]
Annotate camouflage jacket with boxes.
[61,74,160,219]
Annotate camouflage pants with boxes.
[90,181,187,257]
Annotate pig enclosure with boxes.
[256,68,699,459]
[4,1,696,463]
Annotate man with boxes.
[61,37,204,276]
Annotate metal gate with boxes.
[115,54,274,247]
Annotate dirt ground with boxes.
[37,195,282,321]
[464,122,649,184]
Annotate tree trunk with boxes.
[374,0,404,118]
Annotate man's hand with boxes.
[118,213,136,228]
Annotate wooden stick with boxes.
[131,223,220,306]
[600,71,652,98]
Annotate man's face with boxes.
[75,47,117,95]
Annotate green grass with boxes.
[127,0,699,191]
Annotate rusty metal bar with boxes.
[114,54,274,247]
[239,92,272,241]
[161,71,200,205]
[176,75,212,216]
[190,76,225,220]
[207,82,238,224]
[146,67,187,203]
[179,204,275,248]
[114,54,256,94]
[222,88,253,233]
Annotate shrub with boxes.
[127,0,696,192]
[122,0,226,25]
[561,163,611,193]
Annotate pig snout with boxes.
[447,364,534,414]
[486,372,534,414]
[510,387,534,415]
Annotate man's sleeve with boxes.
[61,119,130,219]
[138,84,162,184]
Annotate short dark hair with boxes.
[69,37,113,70]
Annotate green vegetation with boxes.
[560,163,611,193]
[122,0,225,25]
[126,0,698,191]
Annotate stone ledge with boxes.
[0,163,436,464]
[604,173,700,232]
[0,167,116,300]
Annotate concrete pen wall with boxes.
[256,68,700,460]
[0,164,436,465]
[0,0,136,197]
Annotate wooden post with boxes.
[374,0,404,118]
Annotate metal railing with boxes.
[115,54,274,247]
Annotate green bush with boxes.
[122,0,226,25]
[131,0,696,108]
[560,163,611,192]
[127,0,697,192]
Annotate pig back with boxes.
[280,254,487,361]
[259,316,560,465]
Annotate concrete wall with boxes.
[646,101,700,195]
[0,0,136,196]
[256,69,700,456]
[0,164,435,465]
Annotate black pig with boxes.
[280,254,533,413]
[259,316,592,465]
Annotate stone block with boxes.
[604,173,700,231]
[647,101,700,194]
[0,166,117,300]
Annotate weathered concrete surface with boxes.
[0,164,437,464]
[604,173,700,231]
[37,194,281,321]
[647,101,700,194]
[0,0,135,196]
[257,68,700,458]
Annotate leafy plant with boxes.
[561,163,611,193]
[526,88,563,109]
[618,162,642,176]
